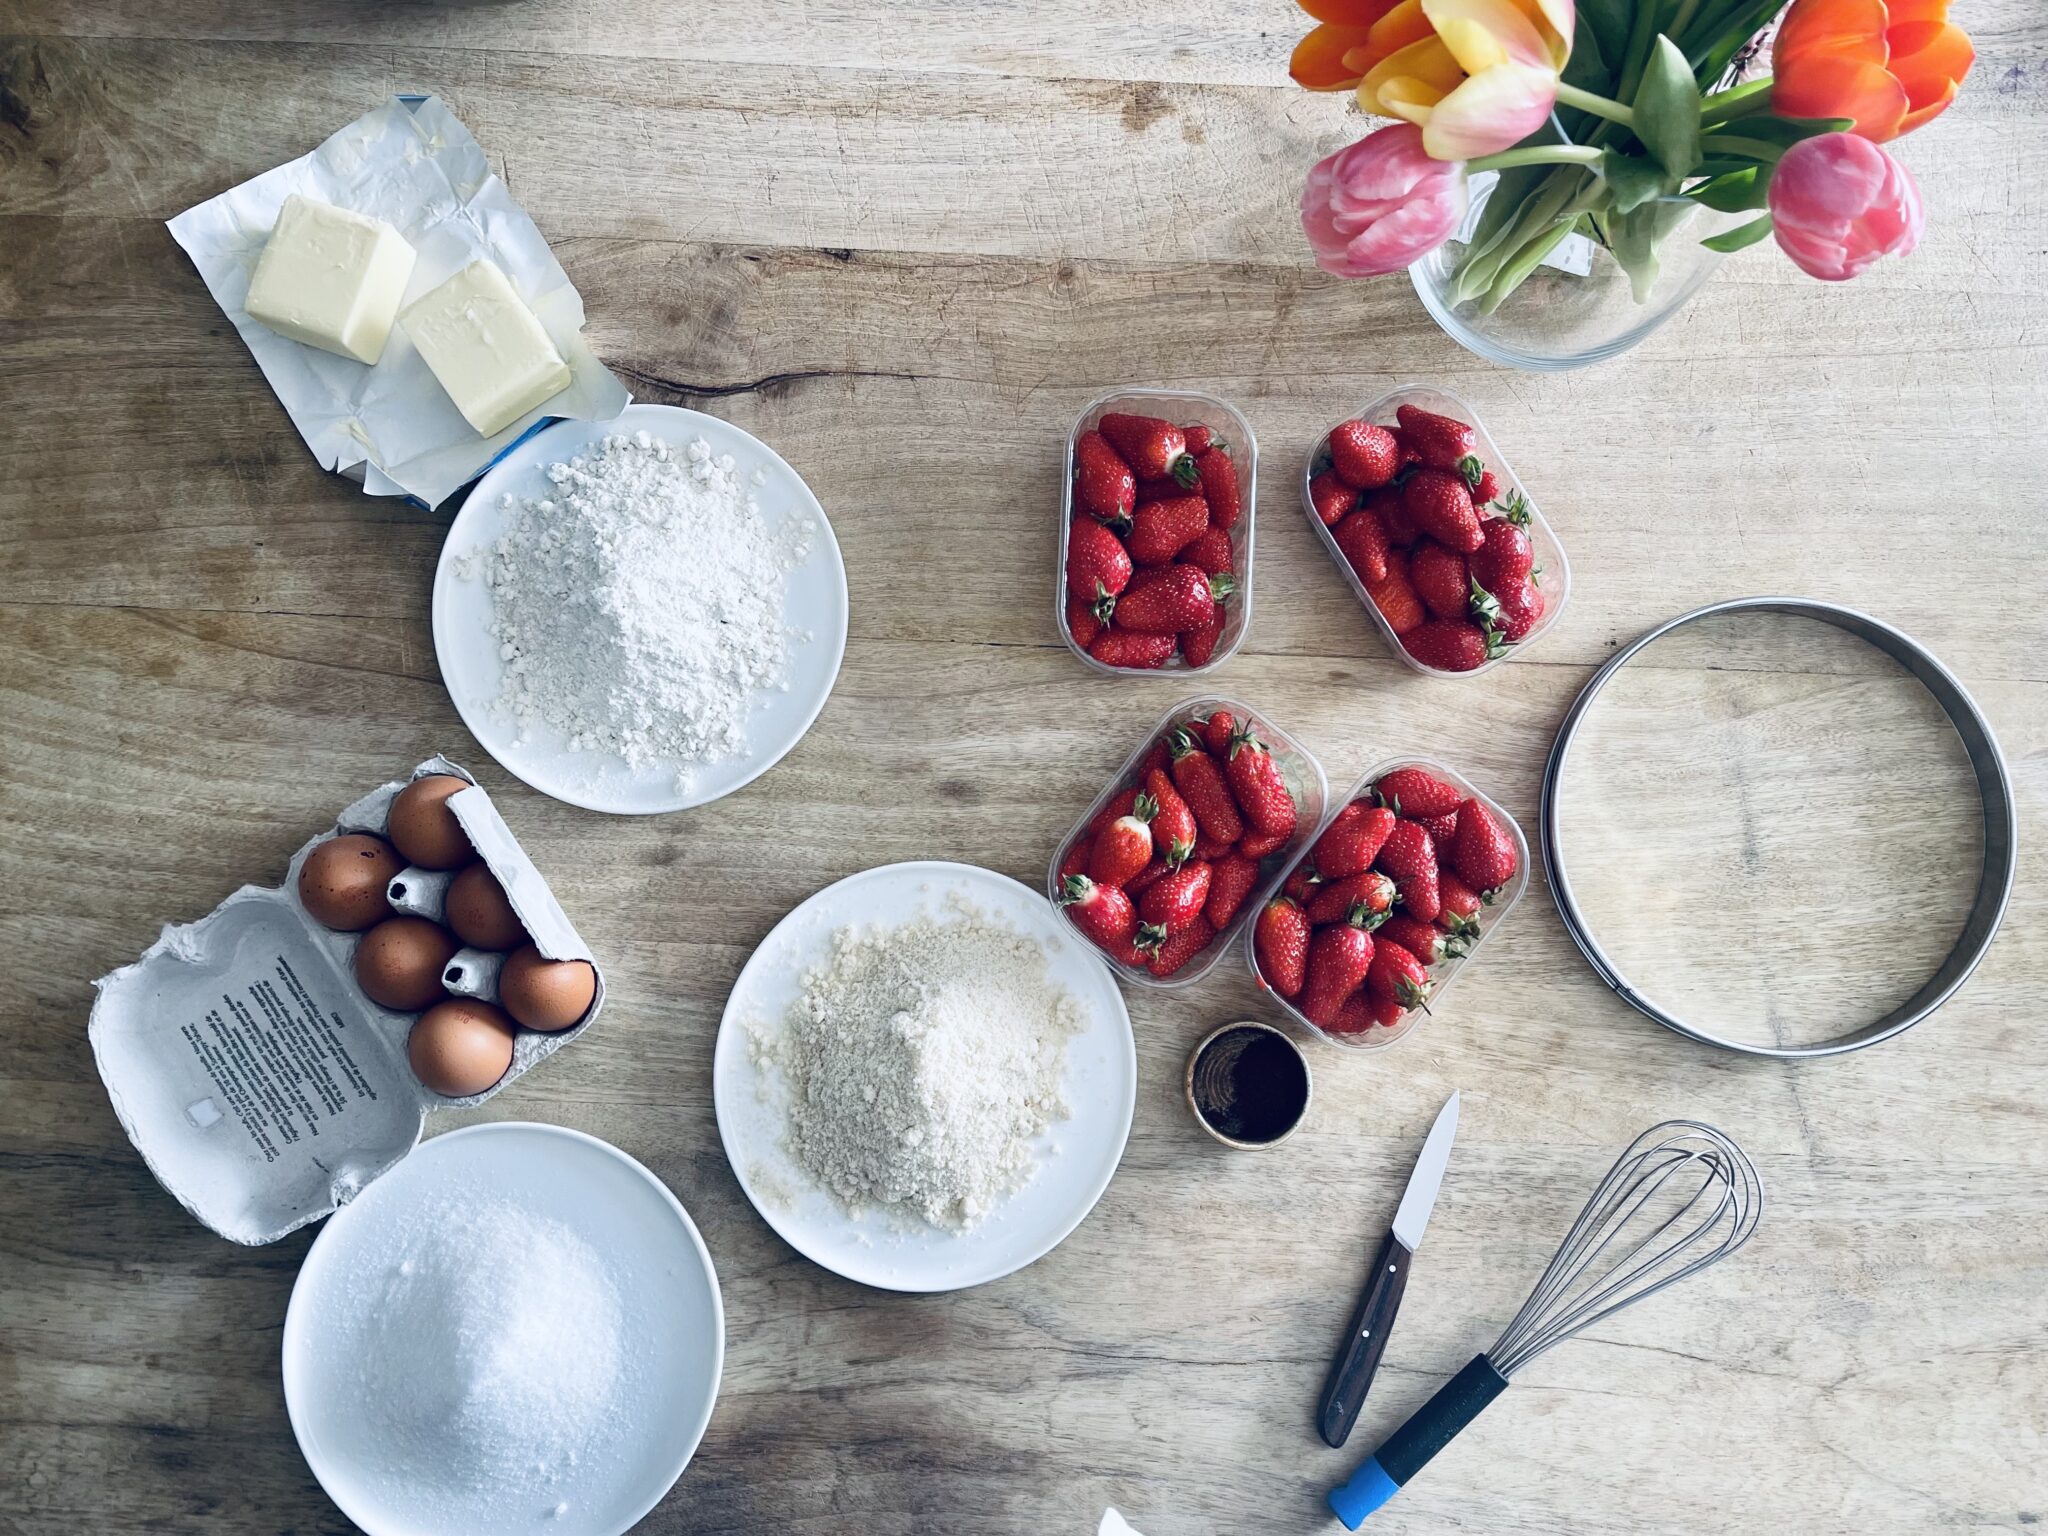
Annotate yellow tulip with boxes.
[1356,0,1574,160]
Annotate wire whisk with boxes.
[1329,1120,1763,1529]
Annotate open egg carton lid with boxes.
[88,756,604,1245]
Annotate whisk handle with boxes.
[1328,1353,1509,1528]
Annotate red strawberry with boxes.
[1311,802,1396,879]
[1370,486,1419,547]
[1125,858,1171,899]
[1327,419,1400,489]
[1469,515,1533,592]
[1332,507,1390,585]
[1099,412,1192,482]
[1375,820,1441,923]
[1198,711,1237,757]
[1367,938,1432,1010]
[1065,597,1103,648]
[1139,738,1172,779]
[1419,808,1461,847]
[1057,875,1139,956]
[1376,913,1445,967]
[1367,547,1426,636]
[1170,732,1245,844]
[1470,465,1503,505]
[1306,870,1397,927]
[1309,470,1359,527]
[1181,612,1225,668]
[1145,913,1215,977]
[1283,865,1319,904]
[1183,425,1216,455]
[1301,921,1376,1029]
[1075,429,1136,521]
[1193,448,1242,530]
[1135,475,1183,502]
[1066,517,1133,605]
[1238,823,1290,859]
[1437,869,1486,927]
[1113,565,1233,634]
[1495,579,1545,643]
[1088,802,1155,887]
[1224,725,1297,838]
[1058,836,1093,883]
[1089,628,1177,670]
[1404,618,1498,673]
[1368,991,1408,1027]
[1373,767,1463,819]
[1205,852,1261,929]
[1402,468,1483,553]
[1088,787,1140,837]
[1139,861,1212,935]
[1193,827,1235,861]
[1331,991,1377,1034]
[1127,495,1210,565]
[1143,767,1198,867]
[1409,539,1473,621]
[1395,403,1477,470]
[1182,527,1233,577]
[1448,797,1518,891]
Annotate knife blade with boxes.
[1315,1091,1461,1449]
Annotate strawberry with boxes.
[1367,487,1417,549]
[1495,579,1545,643]
[1193,448,1242,530]
[1403,618,1498,673]
[1169,732,1245,844]
[1058,836,1093,884]
[1182,527,1233,577]
[1395,403,1477,470]
[1401,467,1483,553]
[1238,823,1290,859]
[1366,938,1432,1010]
[1205,852,1261,929]
[1367,991,1408,1027]
[1409,539,1473,621]
[1057,875,1139,956]
[1089,628,1177,669]
[1125,857,1171,899]
[1113,565,1233,635]
[1469,465,1502,505]
[1332,507,1390,585]
[1089,801,1156,887]
[1419,808,1461,847]
[1283,865,1319,904]
[1139,861,1212,935]
[1301,921,1376,1029]
[1448,797,1518,892]
[1099,413,1193,482]
[1311,802,1396,879]
[1224,725,1297,838]
[1143,767,1198,867]
[1135,475,1183,502]
[1066,517,1132,605]
[1376,913,1446,967]
[1306,870,1396,927]
[1331,991,1377,1034]
[1065,597,1103,648]
[1437,870,1487,927]
[1127,495,1210,565]
[1375,820,1441,923]
[1198,710,1237,757]
[1139,738,1172,779]
[1088,787,1140,837]
[1181,612,1225,668]
[1183,424,1216,455]
[1075,429,1136,521]
[1193,827,1235,861]
[1468,514,1533,591]
[1366,547,1426,636]
[1145,913,1215,977]
[1327,419,1401,489]
[1373,767,1463,819]
[1309,470,1359,527]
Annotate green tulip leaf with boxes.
[1688,165,1768,212]
[1601,148,1672,215]
[1633,35,1702,180]
[1608,199,1696,303]
[1576,0,1631,83]
[1704,113,1855,149]
[1701,212,1776,253]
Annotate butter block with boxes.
[400,259,573,438]
[244,194,417,365]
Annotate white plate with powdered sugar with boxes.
[714,861,1137,1292]
[433,402,848,815]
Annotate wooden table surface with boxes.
[4,3,2045,1533]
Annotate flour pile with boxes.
[471,430,813,784]
[751,906,1086,1230]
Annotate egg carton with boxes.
[87,756,604,1245]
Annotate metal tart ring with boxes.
[1540,597,2017,1059]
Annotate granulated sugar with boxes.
[325,1188,632,1521]
[750,905,1085,1230]
[467,430,813,787]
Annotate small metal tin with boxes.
[1541,597,2017,1059]
[1185,1021,1312,1148]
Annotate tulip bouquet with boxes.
[1294,0,1974,312]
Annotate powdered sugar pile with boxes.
[467,429,813,788]
[749,904,1085,1230]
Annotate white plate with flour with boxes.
[282,1122,723,1536]
[714,861,1137,1292]
[433,403,848,814]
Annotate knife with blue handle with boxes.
[1315,1091,1460,1450]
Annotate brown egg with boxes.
[444,862,527,951]
[297,834,403,931]
[407,999,517,1097]
[497,944,597,1033]
[386,775,475,870]
[354,917,460,1012]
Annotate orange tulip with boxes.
[1772,0,1974,142]
[1290,0,1419,91]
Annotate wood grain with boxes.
[4,4,2047,1534]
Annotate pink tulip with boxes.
[1301,124,1467,279]
[1768,131,1924,282]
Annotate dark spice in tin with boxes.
[1191,1024,1310,1145]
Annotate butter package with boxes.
[88,758,605,1245]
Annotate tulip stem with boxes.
[1554,82,1636,128]
[1702,134,1789,161]
[1699,76,1775,127]
[1469,145,1605,172]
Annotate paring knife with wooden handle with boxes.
[1315,1091,1461,1449]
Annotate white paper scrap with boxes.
[1100,1511,1145,1536]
